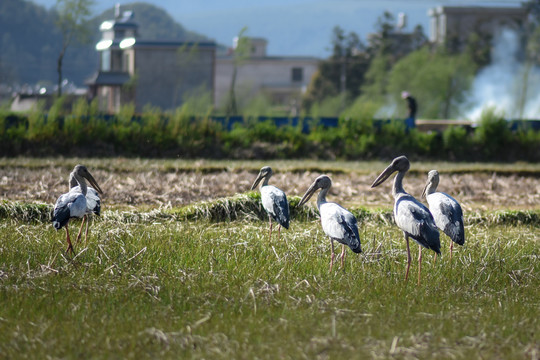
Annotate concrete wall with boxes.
[215,57,319,109]
[134,45,215,111]
[429,6,528,46]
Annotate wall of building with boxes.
[133,45,215,111]
[429,7,528,45]
[214,57,319,108]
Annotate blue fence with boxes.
[209,116,540,132]
[4,113,540,132]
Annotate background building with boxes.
[215,37,320,113]
[87,5,216,113]
[428,6,528,47]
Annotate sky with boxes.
[31,0,525,57]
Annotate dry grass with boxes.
[0,159,538,211]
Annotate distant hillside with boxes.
[0,0,212,87]
[0,0,60,85]
[88,3,210,43]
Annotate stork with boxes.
[298,175,361,272]
[69,171,102,246]
[422,170,465,260]
[371,156,440,285]
[52,165,103,254]
[251,166,290,241]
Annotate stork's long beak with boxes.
[371,164,396,188]
[85,172,103,195]
[298,182,318,206]
[250,173,263,191]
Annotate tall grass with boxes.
[0,216,537,358]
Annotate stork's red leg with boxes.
[329,239,335,273]
[418,246,423,286]
[76,215,86,244]
[65,226,74,254]
[340,244,346,269]
[268,216,273,241]
[84,215,90,246]
[405,235,411,282]
[449,241,454,262]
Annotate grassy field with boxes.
[0,159,539,359]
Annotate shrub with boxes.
[442,125,472,160]
[140,105,167,153]
[0,101,538,161]
[113,103,140,153]
[27,100,57,143]
[63,97,87,145]
[474,107,511,159]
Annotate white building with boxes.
[215,37,320,112]
[428,6,528,46]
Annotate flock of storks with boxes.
[52,156,464,285]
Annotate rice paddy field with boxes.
[0,158,539,359]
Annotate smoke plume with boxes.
[465,28,540,121]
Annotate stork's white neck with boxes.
[317,186,329,209]
[69,174,78,190]
[70,172,88,196]
[424,181,438,196]
[393,170,406,197]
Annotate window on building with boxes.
[101,50,111,71]
[291,67,303,82]
[123,53,130,72]
[111,51,123,71]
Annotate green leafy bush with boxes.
[0,101,538,161]
[27,100,57,143]
[474,107,512,158]
[442,125,472,160]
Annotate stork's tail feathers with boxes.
[428,234,441,254]
[412,222,441,254]
[274,205,290,229]
[349,243,362,254]
[94,201,101,216]
[51,206,70,230]
[453,234,465,246]
[446,223,465,246]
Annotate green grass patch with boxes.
[2,199,539,227]
[0,216,538,358]
[1,157,540,177]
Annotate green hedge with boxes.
[1,103,539,161]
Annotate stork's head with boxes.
[421,170,440,198]
[371,156,410,188]
[251,166,273,190]
[298,175,332,206]
[72,164,103,194]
